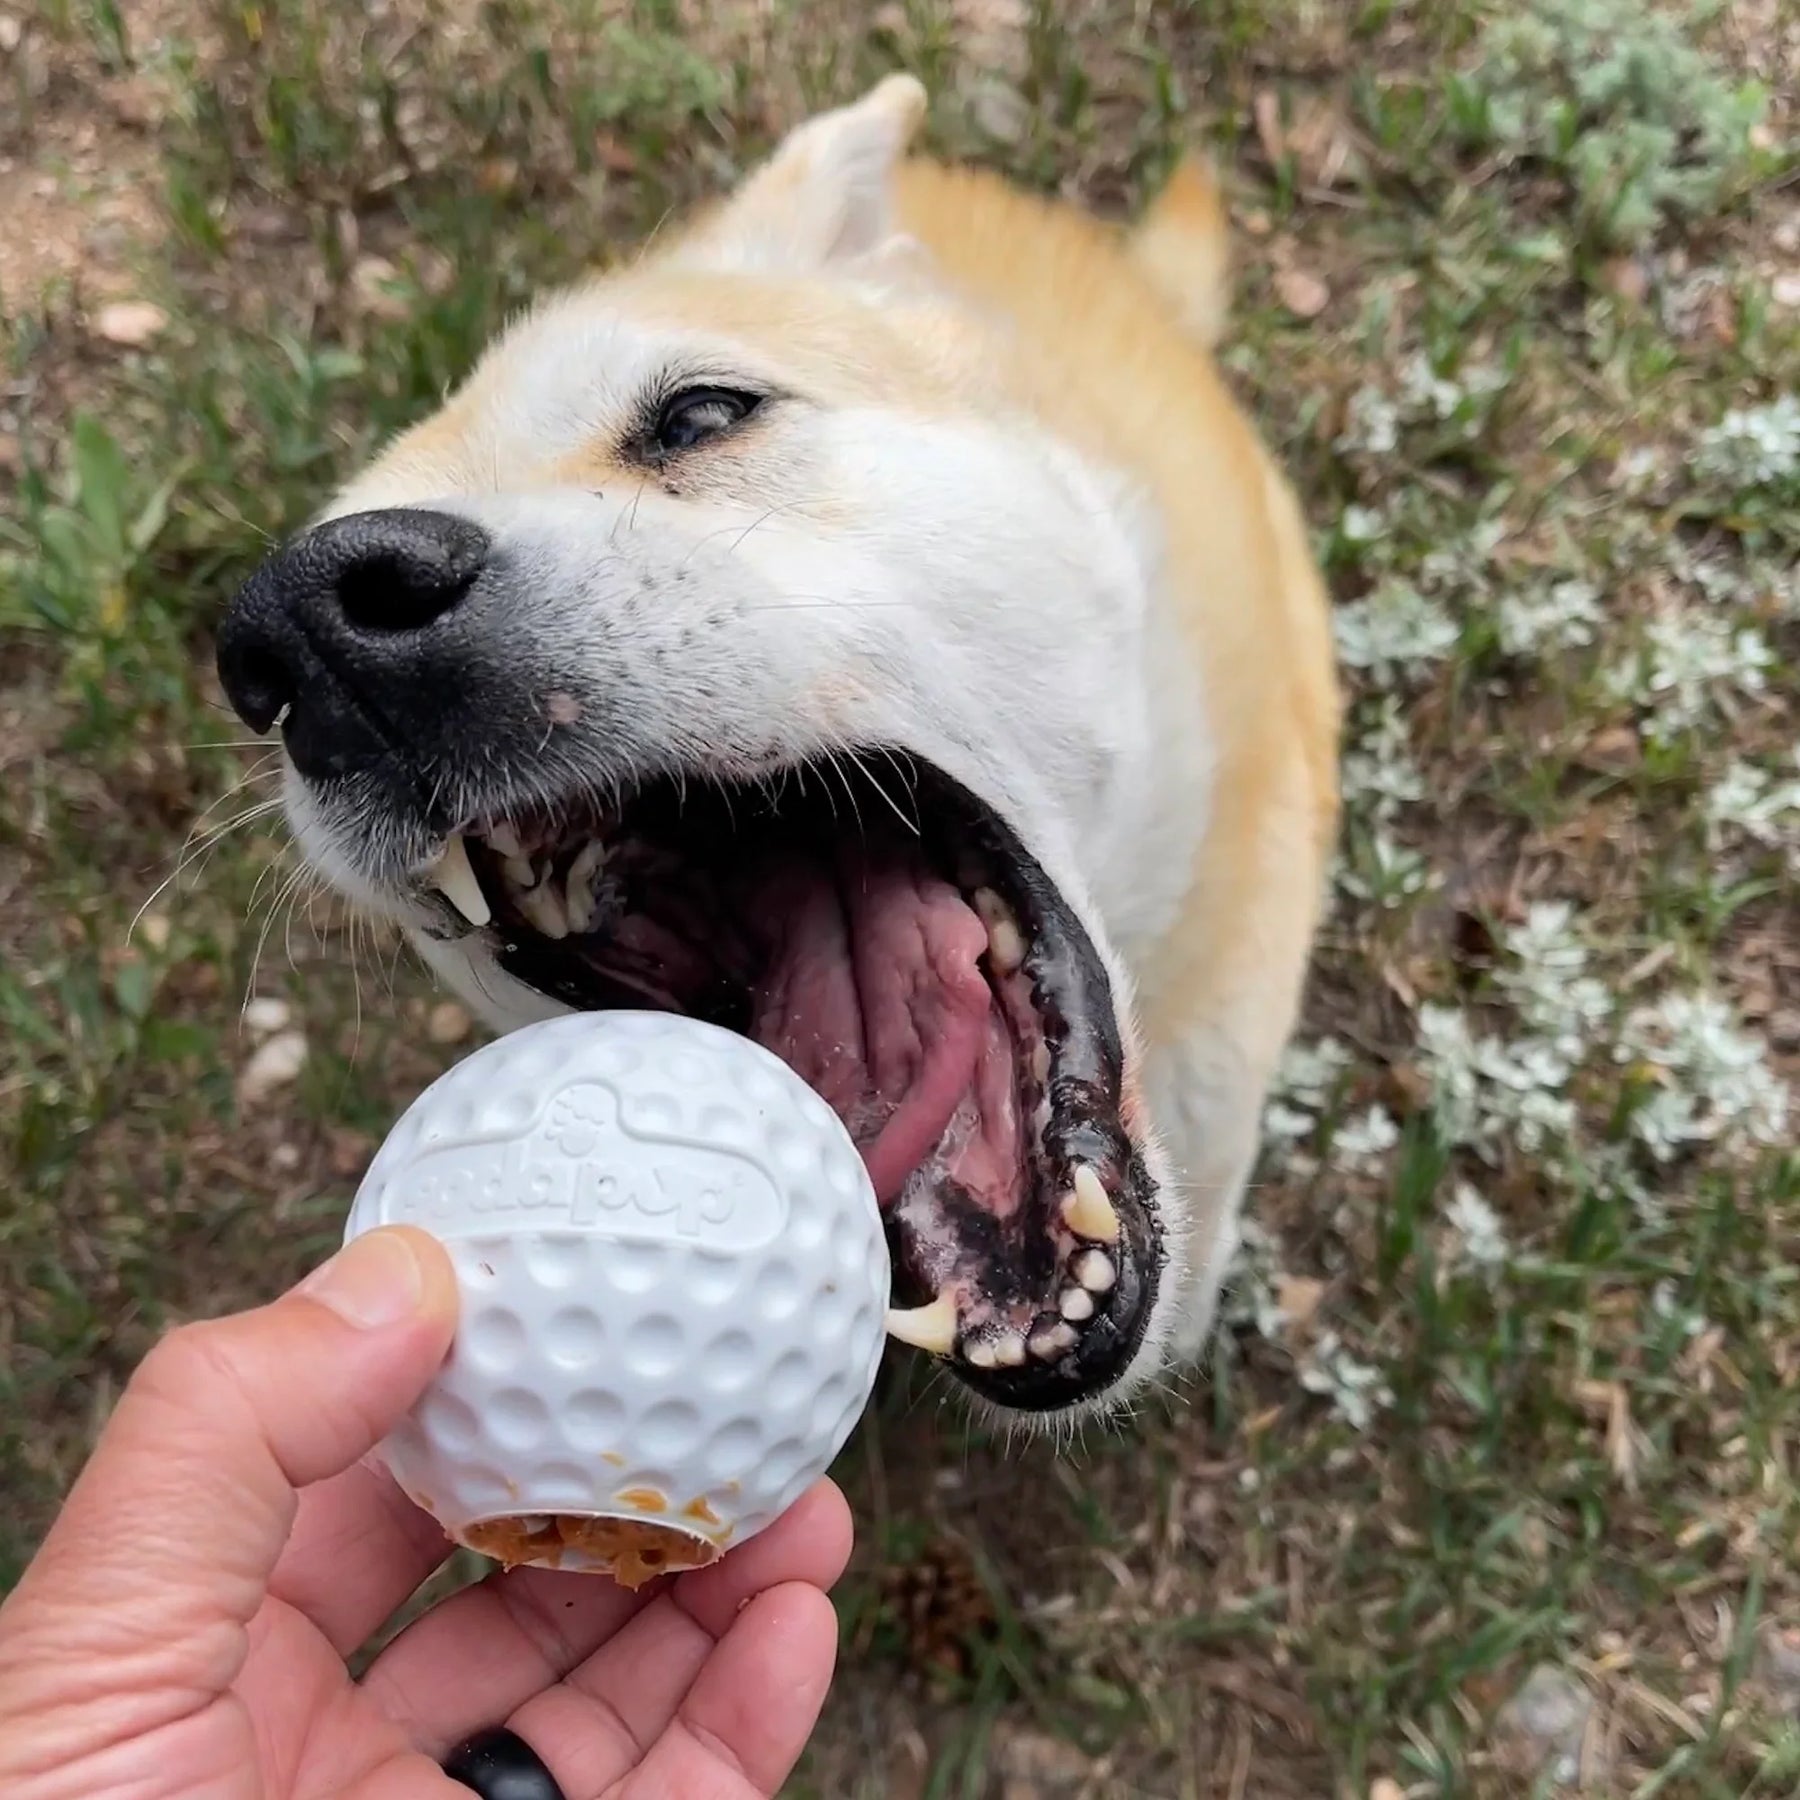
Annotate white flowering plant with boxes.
[1615,992,1790,1161]
[1336,354,1511,465]
[1341,698,1426,824]
[1604,609,1774,744]
[1496,578,1606,660]
[1705,752,1800,872]
[1335,827,1435,913]
[1689,397,1800,545]
[1333,582,1460,687]
[1695,397,1800,498]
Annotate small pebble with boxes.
[242,996,292,1038]
[427,1000,474,1045]
[238,1031,308,1106]
[1494,1662,1591,1785]
[93,300,169,346]
[1274,265,1330,319]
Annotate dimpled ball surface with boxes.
[344,1011,889,1571]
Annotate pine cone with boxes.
[880,1534,999,1683]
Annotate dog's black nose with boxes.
[216,507,490,775]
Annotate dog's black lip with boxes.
[455,751,1163,1410]
[950,1150,1161,1410]
[905,773,1163,1407]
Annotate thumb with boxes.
[0,1227,458,1704]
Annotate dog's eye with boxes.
[653,387,762,455]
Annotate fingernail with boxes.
[298,1229,427,1329]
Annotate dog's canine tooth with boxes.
[486,821,524,859]
[501,855,538,890]
[1061,1164,1120,1244]
[518,878,570,940]
[972,886,1027,975]
[1059,1286,1095,1322]
[987,915,1026,976]
[884,1292,957,1355]
[564,839,606,934]
[428,834,490,928]
[568,837,606,887]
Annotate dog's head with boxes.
[218,78,1187,1427]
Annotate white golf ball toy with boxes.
[344,1010,890,1585]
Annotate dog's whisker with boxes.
[132,797,287,942]
[279,868,315,978]
[838,741,921,839]
[819,749,868,847]
[242,858,310,1018]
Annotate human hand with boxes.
[0,1227,851,1798]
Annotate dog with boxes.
[216,76,1340,1431]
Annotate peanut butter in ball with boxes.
[460,1513,721,1589]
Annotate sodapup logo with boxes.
[388,1080,785,1251]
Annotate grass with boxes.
[2,0,1797,1793]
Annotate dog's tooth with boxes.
[1074,1250,1115,1294]
[989,904,1028,976]
[487,821,524,859]
[518,878,570,941]
[568,838,606,886]
[1028,1322,1078,1359]
[973,887,1027,975]
[428,835,490,928]
[564,839,606,934]
[1061,1165,1120,1244]
[992,1331,1027,1367]
[1059,1287,1095,1322]
[988,918,1026,976]
[502,855,538,890]
[964,1337,1000,1370]
[565,884,593,935]
[884,1293,957,1355]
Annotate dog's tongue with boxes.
[746,854,1003,1205]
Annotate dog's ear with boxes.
[677,76,927,274]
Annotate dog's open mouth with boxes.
[419,755,1161,1410]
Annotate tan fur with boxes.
[1129,155,1234,350]
[888,157,1339,1057]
